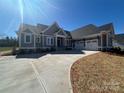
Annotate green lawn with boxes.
[0,47,12,52]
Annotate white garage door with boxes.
[85,39,98,50]
[75,41,85,49]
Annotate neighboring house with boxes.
[113,34,124,50]
[17,22,114,51]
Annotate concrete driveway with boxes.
[0,50,98,93]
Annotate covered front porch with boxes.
[55,36,66,50]
[57,37,65,47]
[55,36,72,50]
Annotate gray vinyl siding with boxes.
[35,37,42,48]
[21,33,34,48]
[54,37,56,47]
[44,36,47,47]
[66,39,72,47]
[98,36,101,47]
[40,36,43,47]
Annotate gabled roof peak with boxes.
[85,24,97,27]
[51,21,60,28]
[97,22,114,32]
[37,23,48,27]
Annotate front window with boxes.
[46,37,53,45]
[25,34,31,43]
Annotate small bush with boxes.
[109,47,121,52]
[107,47,124,55]
[36,49,43,53]
[18,49,26,54]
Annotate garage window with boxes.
[92,40,97,42]
[87,41,90,43]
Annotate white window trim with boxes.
[24,33,32,44]
[46,37,54,46]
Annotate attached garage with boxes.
[75,41,85,50]
[85,39,98,50]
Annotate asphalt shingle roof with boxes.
[71,24,98,39]
[19,23,114,39]
[64,30,72,38]
[96,23,113,32]
[71,23,114,40]
[20,24,48,34]
[37,24,48,33]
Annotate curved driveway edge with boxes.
[33,50,99,93]
[68,51,99,93]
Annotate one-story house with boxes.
[17,22,115,51]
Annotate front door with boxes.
[57,37,63,47]
[58,39,61,47]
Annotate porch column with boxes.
[55,36,58,48]
[64,38,67,47]
[42,34,44,48]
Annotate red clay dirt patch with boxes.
[71,52,124,93]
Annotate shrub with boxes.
[18,49,26,54]
[108,47,124,55]
[36,48,43,53]
[109,47,121,52]
[51,47,56,51]
[65,47,72,50]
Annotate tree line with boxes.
[0,36,18,47]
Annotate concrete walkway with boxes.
[0,50,98,93]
